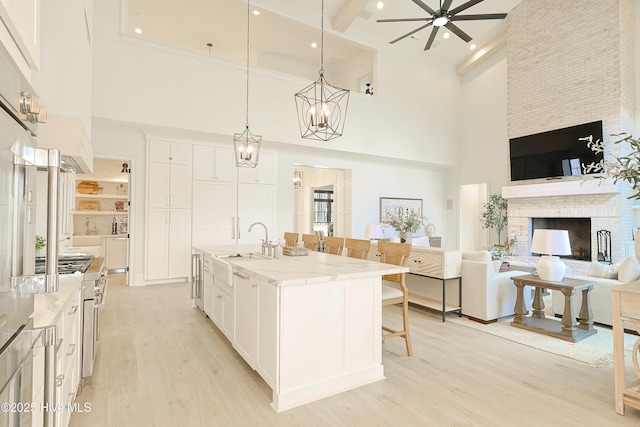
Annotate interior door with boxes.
[460,183,488,251]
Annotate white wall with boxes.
[92,0,462,167]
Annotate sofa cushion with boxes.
[586,261,619,279]
[617,256,640,283]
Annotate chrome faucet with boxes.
[248,222,270,256]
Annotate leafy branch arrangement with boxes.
[603,133,640,199]
[480,194,508,245]
[35,235,46,251]
[382,208,426,233]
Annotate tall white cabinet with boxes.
[192,145,277,247]
[145,140,192,281]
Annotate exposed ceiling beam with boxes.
[456,30,507,76]
[332,0,369,33]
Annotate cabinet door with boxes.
[105,237,128,270]
[145,209,169,280]
[237,183,275,245]
[168,209,191,278]
[222,292,234,340]
[233,271,257,368]
[0,0,40,67]
[169,142,191,165]
[192,181,235,246]
[169,164,191,209]
[212,284,224,327]
[149,140,171,163]
[203,262,214,317]
[256,280,277,388]
[148,162,170,208]
[193,145,214,181]
[214,147,235,182]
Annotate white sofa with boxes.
[461,251,532,323]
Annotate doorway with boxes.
[292,165,352,237]
[459,183,487,251]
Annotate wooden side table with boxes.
[611,281,640,415]
[511,274,597,342]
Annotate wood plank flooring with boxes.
[70,274,640,427]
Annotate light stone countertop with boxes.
[194,245,408,286]
[32,274,83,329]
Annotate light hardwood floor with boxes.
[71,274,640,426]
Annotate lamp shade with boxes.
[530,229,571,256]
[531,229,571,281]
[364,224,384,239]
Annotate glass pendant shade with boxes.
[233,125,261,168]
[295,72,349,141]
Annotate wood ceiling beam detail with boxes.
[332,0,370,33]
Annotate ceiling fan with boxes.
[377,0,508,51]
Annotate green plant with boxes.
[382,208,426,233]
[602,133,640,199]
[35,235,46,251]
[480,194,508,245]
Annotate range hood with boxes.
[36,115,93,174]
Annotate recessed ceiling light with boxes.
[376,1,384,9]
[443,32,450,39]
[311,42,317,48]
[134,28,142,34]
[253,9,260,15]
[469,44,476,50]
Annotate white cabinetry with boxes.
[203,256,213,317]
[145,140,192,281]
[192,148,277,247]
[193,145,235,182]
[0,0,40,69]
[233,271,257,368]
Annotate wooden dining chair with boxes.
[344,238,371,260]
[378,241,413,356]
[284,232,299,247]
[301,234,320,251]
[323,236,345,256]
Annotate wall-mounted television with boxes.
[509,120,604,182]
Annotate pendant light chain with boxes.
[245,0,250,127]
[320,0,324,75]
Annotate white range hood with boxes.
[36,115,93,174]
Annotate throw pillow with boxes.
[617,256,640,283]
[586,261,618,279]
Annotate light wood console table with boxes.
[611,281,640,416]
[511,274,597,343]
[370,244,462,322]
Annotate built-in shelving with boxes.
[72,210,128,215]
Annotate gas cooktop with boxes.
[35,254,95,275]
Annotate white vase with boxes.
[399,231,412,244]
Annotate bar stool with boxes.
[284,232,298,247]
[302,234,320,251]
[344,238,371,260]
[323,236,345,255]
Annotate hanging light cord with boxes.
[245,0,251,127]
[320,0,324,76]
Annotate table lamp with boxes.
[530,229,572,281]
[364,224,384,240]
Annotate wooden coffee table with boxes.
[510,274,597,343]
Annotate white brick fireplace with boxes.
[502,0,636,270]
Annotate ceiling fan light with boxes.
[433,16,448,27]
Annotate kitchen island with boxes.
[194,245,408,412]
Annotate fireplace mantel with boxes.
[502,179,618,199]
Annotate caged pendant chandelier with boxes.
[233,0,261,167]
[294,0,350,141]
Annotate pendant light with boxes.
[294,0,350,141]
[233,0,261,168]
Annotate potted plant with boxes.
[35,235,46,257]
[381,208,426,243]
[602,133,640,199]
[480,193,508,247]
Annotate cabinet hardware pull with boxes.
[231,217,235,239]
[233,272,249,280]
[237,217,240,239]
[217,295,223,299]
[56,374,65,387]
[67,343,76,356]
[251,284,257,288]
[69,305,78,315]
[166,196,170,206]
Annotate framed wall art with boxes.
[379,197,422,221]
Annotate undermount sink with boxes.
[217,252,269,261]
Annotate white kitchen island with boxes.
[194,245,408,412]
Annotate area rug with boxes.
[446,315,638,368]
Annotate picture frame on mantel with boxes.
[379,197,422,221]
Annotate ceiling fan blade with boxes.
[424,26,439,51]
[444,22,472,43]
[449,0,484,16]
[410,0,436,15]
[441,0,454,11]
[450,13,508,21]
[389,23,433,44]
[377,18,432,23]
